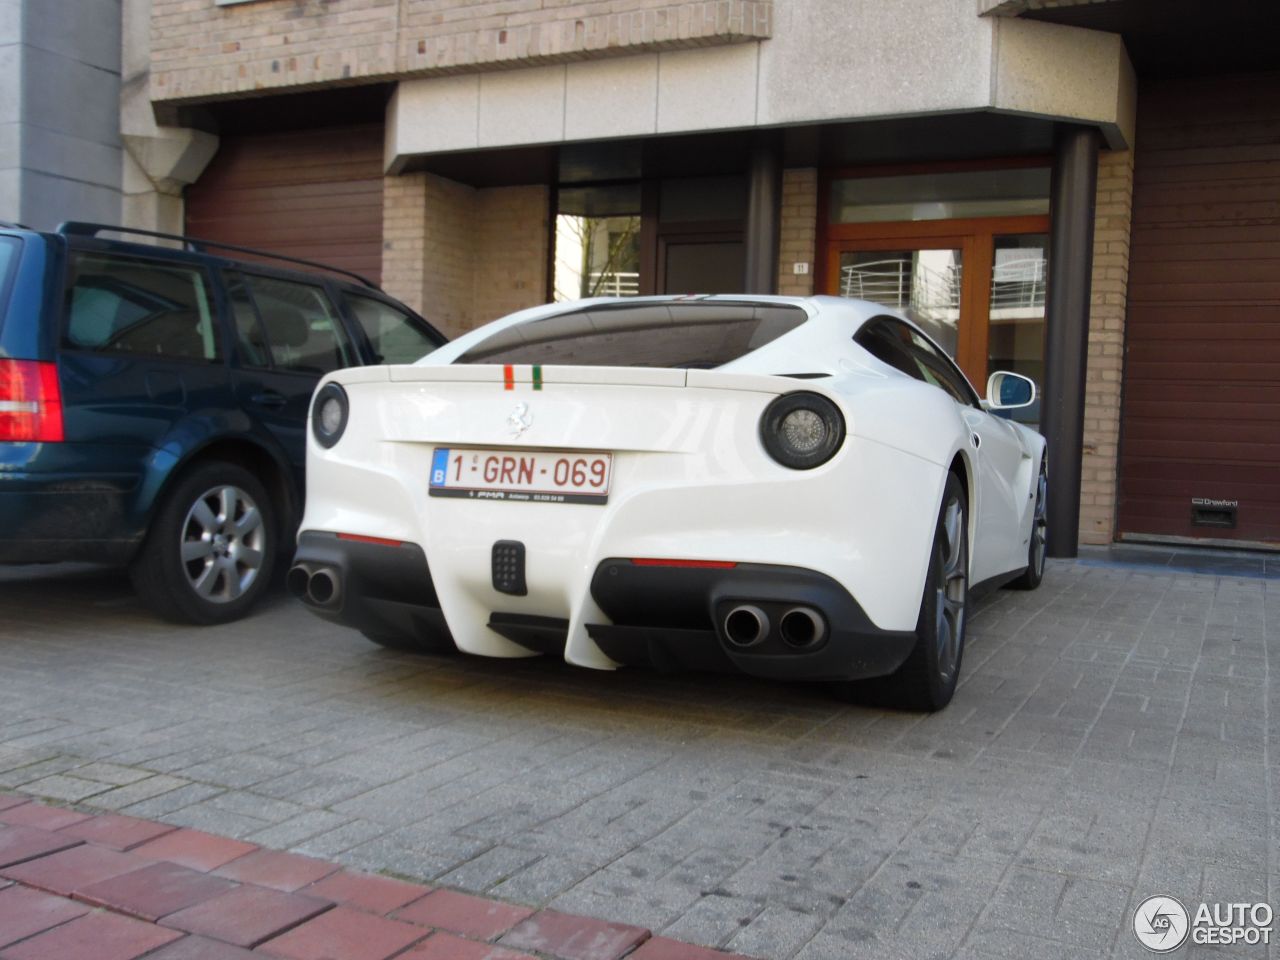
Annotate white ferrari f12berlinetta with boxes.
[290,295,1047,710]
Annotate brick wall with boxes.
[776,168,817,296]
[382,173,546,338]
[150,0,771,104]
[474,186,550,327]
[1078,148,1133,545]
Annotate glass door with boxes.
[823,217,1049,412]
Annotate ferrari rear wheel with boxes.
[1009,456,1047,590]
[891,472,969,711]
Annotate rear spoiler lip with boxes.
[370,363,816,395]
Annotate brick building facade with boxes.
[120,0,1280,549]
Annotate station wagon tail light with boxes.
[0,359,63,442]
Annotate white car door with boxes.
[884,320,1030,584]
[961,407,1028,581]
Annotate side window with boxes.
[239,274,354,375]
[342,294,442,365]
[854,319,919,379]
[899,324,979,407]
[65,253,220,361]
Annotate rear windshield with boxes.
[456,302,807,368]
[0,238,19,327]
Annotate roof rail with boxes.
[56,221,379,289]
[0,221,30,230]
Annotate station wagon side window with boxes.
[342,293,443,364]
[230,272,354,375]
[65,252,221,361]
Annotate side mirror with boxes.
[985,371,1036,410]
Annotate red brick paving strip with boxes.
[0,910,182,960]
[57,812,179,851]
[499,909,651,960]
[160,885,333,948]
[394,888,534,940]
[0,885,89,948]
[0,798,27,813]
[399,931,540,960]
[0,825,82,868]
[257,905,427,960]
[0,843,150,896]
[76,860,238,922]
[0,804,91,832]
[143,935,258,959]
[128,828,257,872]
[0,800,749,960]
[212,848,338,892]
[301,869,427,915]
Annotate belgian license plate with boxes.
[429,448,612,505]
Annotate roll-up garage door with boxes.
[1118,72,1280,545]
[185,125,383,285]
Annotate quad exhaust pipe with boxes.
[722,603,828,650]
[723,604,769,648]
[287,563,342,609]
[779,607,826,649]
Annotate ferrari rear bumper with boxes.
[291,532,917,682]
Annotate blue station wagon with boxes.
[0,222,445,624]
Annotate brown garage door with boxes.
[1118,72,1280,545]
[185,125,383,285]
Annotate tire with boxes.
[887,472,970,712]
[130,461,276,625]
[1008,455,1047,591]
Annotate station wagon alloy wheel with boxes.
[130,461,277,625]
[181,485,266,602]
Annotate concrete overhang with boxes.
[386,12,1135,173]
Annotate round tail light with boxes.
[759,392,845,469]
[311,382,349,448]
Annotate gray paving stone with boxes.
[0,560,1274,960]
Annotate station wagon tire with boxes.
[130,462,277,625]
[1009,456,1048,591]
[889,472,969,712]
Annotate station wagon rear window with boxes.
[0,238,18,328]
[456,302,807,368]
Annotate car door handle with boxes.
[250,391,287,409]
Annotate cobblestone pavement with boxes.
[0,560,1275,959]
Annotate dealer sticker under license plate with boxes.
[429,448,612,505]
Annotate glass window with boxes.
[987,233,1047,426]
[554,184,642,302]
[830,168,1050,224]
[343,294,442,365]
[65,253,220,361]
[0,238,18,326]
[458,302,807,368]
[856,318,977,407]
[837,248,962,357]
[241,274,353,375]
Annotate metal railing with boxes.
[586,271,641,297]
[990,257,1047,310]
[840,259,960,314]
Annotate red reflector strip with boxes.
[336,533,404,547]
[631,558,738,569]
[503,364,514,390]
